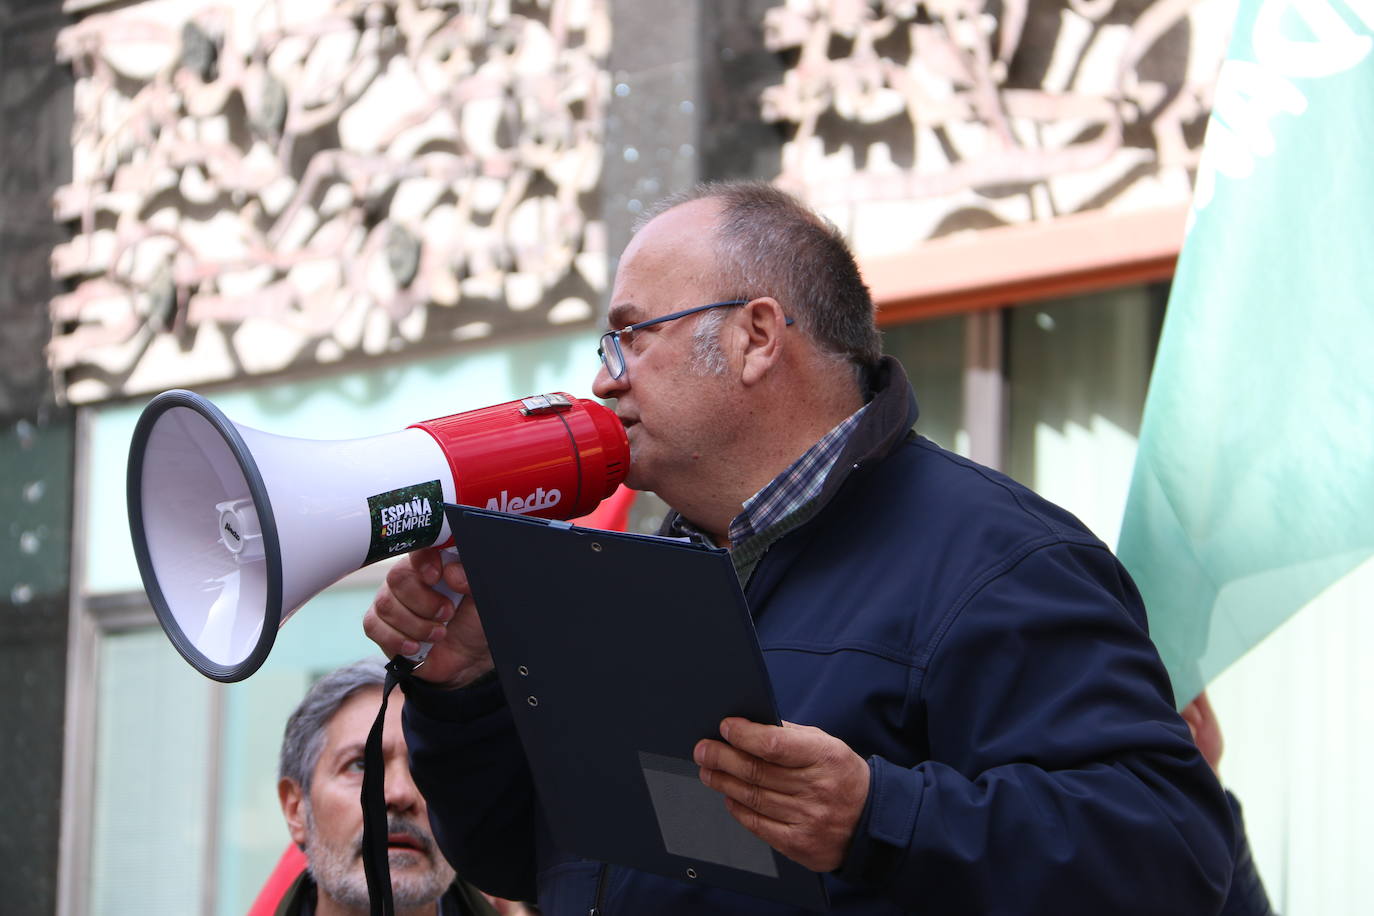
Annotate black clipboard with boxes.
[445,504,828,911]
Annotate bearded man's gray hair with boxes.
[278,657,388,792]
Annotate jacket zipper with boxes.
[588,862,610,915]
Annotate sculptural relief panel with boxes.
[50,0,610,403]
[759,0,1233,255]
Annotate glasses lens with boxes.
[599,333,624,378]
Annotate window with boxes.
[88,625,216,914]
[1006,284,1168,547]
[882,314,966,455]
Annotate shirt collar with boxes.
[730,403,868,545]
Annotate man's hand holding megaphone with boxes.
[364,547,494,689]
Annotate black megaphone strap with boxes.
[360,655,417,916]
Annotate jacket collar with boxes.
[825,355,919,487]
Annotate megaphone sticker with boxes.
[366,480,444,565]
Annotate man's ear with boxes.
[279,778,309,850]
[737,297,788,386]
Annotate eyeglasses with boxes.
[597,300,749,380]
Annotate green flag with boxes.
[1117,0,1374,707]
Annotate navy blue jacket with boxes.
[403,357,1236,914]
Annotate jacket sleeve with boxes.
[401,674,539,902]
[1220,790,1277,916]
[836,540,1237,915]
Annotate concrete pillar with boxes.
[0,2,75,912]
[603,0,783,276]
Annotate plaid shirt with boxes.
[671,403,868,582]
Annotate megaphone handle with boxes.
[403,547,465,665]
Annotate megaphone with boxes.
[128,390,629,682]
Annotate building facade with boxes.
[1,1,1368,913]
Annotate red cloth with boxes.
[245,844,307,916]
[570,484,637,532]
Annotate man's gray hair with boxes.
[638,181,883,378]
[278,657,388,792]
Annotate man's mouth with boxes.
[387,832,424,853]
[353,819,432,861]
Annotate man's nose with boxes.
[384,757,422,812]
[592,360,627,399]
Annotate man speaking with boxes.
[364,182,1236,913]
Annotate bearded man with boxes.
[275,658,501,916]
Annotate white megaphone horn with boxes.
[127,390,629,682]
